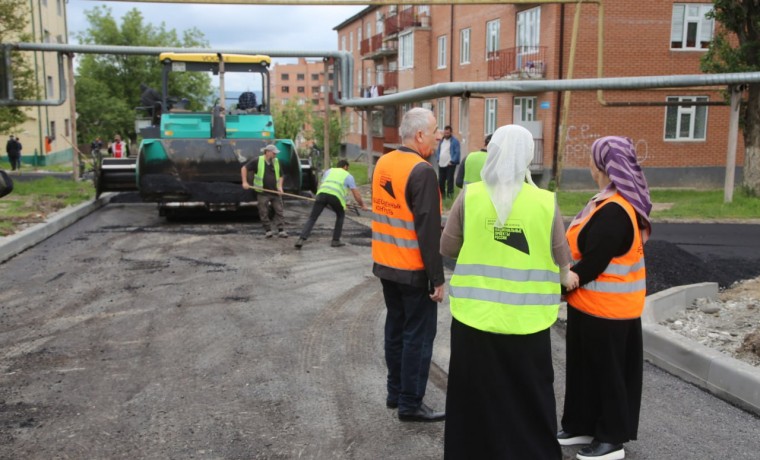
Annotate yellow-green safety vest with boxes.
[253,155,280,190]
[463,150,487,185]
[449,181,560,335]
[318,167,350,209]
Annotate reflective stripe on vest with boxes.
[566,193,646,319]
[371,150,435,271]
[318,167,350,208]
[253,155,280,189]
[449,181,560,335]
[463,150,486,185]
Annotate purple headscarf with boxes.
[571,136,652,237]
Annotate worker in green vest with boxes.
[295,159,367,249]
[441,124,574,459]
[455,133,491,189]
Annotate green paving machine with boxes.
[96,52,317,216]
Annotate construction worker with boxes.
[455,133,491,189]
[294,159,367,249]
[372,107,446,422]
[241,144,287,238]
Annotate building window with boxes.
[437,35,447,69]
[377,64,385,85]
[665,96,708,140]
[367,68,373,86]
[43,30,50,43]
[376,11,384,34]
[328,73,334,81]
[49,121,56,140]
[297,86,305,93]
[671,4,714,50]
[459,99,468,135]
[65,118,70,137]
[350,31,353,52]
[311,73,319,81]
[56,35,63,44]
[514,97,536,122]
[418,5,430,17]
[358,27,362,45]
[297,73,305,81]
[486,19,500,60]
[357,69,363,88]
[341,35,346,51]
[366,22,372,39]
[485,98,497,135]
[517,7,541,51]
[282,86,290,93]
[460,28,471,64]
[399,32,414,69]
[311,86,320,94]
[282,73,289,81]
[436,100,446,131]
[46,76,54,96]
[56,0,62,15]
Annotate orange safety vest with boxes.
[566,193,646,319]
[372,149,438,271]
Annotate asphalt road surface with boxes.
[0,201,759,459]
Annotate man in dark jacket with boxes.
[5,136,21,171]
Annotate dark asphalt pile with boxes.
[645,239,760,293]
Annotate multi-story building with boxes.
[335,2,740,189]
[7,0,74,167]
[270,58,332,112]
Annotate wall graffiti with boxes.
[563,124,651,164]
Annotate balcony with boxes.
[361,33,398,60]
[487,46,547,80]
[383,70,398,92]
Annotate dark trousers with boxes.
[381,278,437,412]
[8,153,21,171]
[438,165,456,198]
[299,193,345,242]
[257,192,284,231]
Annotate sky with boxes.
[66,1,366,63]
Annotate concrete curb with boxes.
[642,283,760,416]
[0,193,113,264]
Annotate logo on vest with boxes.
[378,175,395,199]
[489,219,530,255]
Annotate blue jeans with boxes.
[381,278,438,412]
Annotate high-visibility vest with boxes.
[449,181,560,335]
[566,193,646,319]
[463,150,486,185]
[318,167,350,209]
[372,150,438,271]
[253,155,280,190]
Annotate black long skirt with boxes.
[444,317,561,460]
[560,304,643,444]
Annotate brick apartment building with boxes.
[334,2,742,189]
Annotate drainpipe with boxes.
[552,3,565,184]
[449,4,454,138]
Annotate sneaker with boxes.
[558,430,594,446]
[265,230,274,238]
[576,441,624,460]
[331,240,346,247]
[278,230,288,238]
[294,238,305,249]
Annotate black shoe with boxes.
[558,430,593,446]
[331,240,345,247]
[576,441,625,460]
[386,399,398,409]
[294,238,305,249]
[398,403,445,422]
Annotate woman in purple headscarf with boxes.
[557,136,652,460]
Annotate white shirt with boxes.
[438,138,451,168]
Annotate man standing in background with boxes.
[435,126,460,199]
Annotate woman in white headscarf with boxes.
[441,125,575,459]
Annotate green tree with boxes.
[702,1,760,195]
[271,97,312,143]
[74,6,213,144]
[0,0,39,133]
[312,109,347,161]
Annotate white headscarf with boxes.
[480,125,536,227]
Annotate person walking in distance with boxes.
[435,125,460,199]
[6,135,22,172]
[241,144,288,238]
[441,125,574,459]
[454,133,491,189]
[372,107,446,422]
[558,136,652,460]
[108,134,129,158]
[294,159,367,249]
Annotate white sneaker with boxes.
[278,230,288,238]
[265,230,274,238]
[557,430,593,446]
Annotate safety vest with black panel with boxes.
[253,156,280,190]
[566,193,646,319]
[449,181,561,335]
[317,167,350,209]
[463,150,487,185]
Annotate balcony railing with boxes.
[383,70,398,91]
[487,46,547,80]
[385,14,400,36]
[399,8,417,30]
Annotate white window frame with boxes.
[46,76,54,96]
[485,98,498,135]
[517,7,541,52]
[376,11,384,35]
[366,68,373,86]
[349,31,354,52]
[671,3,714,50]
[377,64,385,85]
[357,27,362,46]
[459,99,468,135]
[486,19,500,60]
[437,35,447,69]
[418,5,430,17]
[399,31,414,69]
[437,99,447,130]
[341,35,346,51]
[514,97,536,122]
[664,96,708,141]
[366,22,372,39]
[460,28,471,65]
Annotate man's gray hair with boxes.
[399,107,433,141]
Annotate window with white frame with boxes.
[671,4,714,50]
[367,68,373,86]
[437,100,446,130]
[514,97,536,122]
[418,5,430,16]
[517,7,541,52]
[460,28,471,64]
[357,69,363,88]
[459,99,468,135]
[399,32,414,69]
[366,22,372,39]
[350,31,354,52]
[485,98,498,135]
[377,64,385,85]
[46,76,54,96]
[376,11,384,34]
[486,19,500,60]
[341,35,346,51]
[437,35,447,69]
[358,27,362,45]
[664,96,708,140]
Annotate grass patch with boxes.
[0,177,94,236]
[348,163,368,186]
